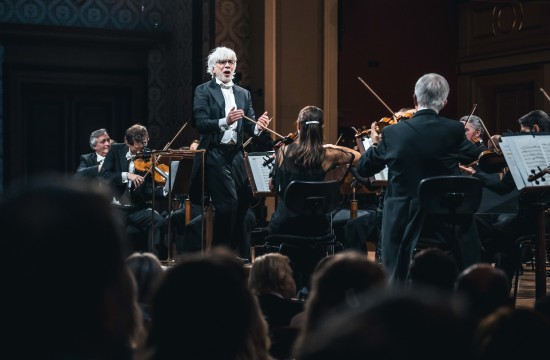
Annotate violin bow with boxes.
[357,76,396,118]
[243,117,274,148]
[164,122,188,150]
[243,115,285,140]
[540,88,550,103]
[141,122,188,181]
[465,103,477,124]
[473,108,500,152]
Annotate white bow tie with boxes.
[220,82,234,89]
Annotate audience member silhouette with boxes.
[1,174,142,359]
[249,253,304,328]
[408,247,459,292]
[472,306,550,360]
[294,287,473,360]
[249,253,305,360]
[454,263,513,327]
[126,252,165,332]
[292,251,387,354]
[141,247,272,360]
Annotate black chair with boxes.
[416,175,483,257]
[264,180,344,289]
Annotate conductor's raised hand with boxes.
[226,107,245,125]
[256,111,270,131]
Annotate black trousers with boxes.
[205,146,252,257]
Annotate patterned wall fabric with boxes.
[215,0,250,87]
[0,0,197,149]
[0,0,166,31]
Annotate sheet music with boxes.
[244,151,275,196]
[361,137,388,184]
[163,161,180,193]
[501,134,550,190]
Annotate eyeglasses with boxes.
[216,59,236,65]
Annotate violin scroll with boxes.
[273,132,298,150]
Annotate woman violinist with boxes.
[267,106,361,236]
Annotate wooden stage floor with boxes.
[515,262,549,309]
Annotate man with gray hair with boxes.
[357,73,482,285]
[188,46,270,258]
[460,114,486,150]
[76,128,112,178]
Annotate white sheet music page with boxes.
[501,134,550,190]
[163,161,180,193]
[247,152,273,193]
[361,137,388,184]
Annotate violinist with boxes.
[266,107,361,280]
[458,115,488,175]
[461,115,487,150]
[99,123,167,258]
[474,110,550,282]
[356,73,483,285]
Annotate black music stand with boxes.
[160,150,206,262]
[244,151,276,197]
[500,133,550,299]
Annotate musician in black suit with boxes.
[99,123,167,257]
[473,110,550,281]
[75,128,111,178]
[357,73,482,285]
[188,46,269,258]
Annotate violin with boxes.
[134,156,170,184]
[476,150,508,174]
[355,108,416,139]
[133,122,188,185]
[273,132,298,150]
[263,132,299,167]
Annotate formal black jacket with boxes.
[99,143,151,208]
[76,152,101,178]
[188,78,258,203]
[357,109,482,282]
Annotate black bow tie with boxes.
[220,83,233,90]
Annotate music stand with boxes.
[501,133,550,299]
[162,150,207,261]
[244,151,276,197]
[355,133,388,186]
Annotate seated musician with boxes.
[75,128,112,179]
[99,124,167,258]
[266,105,361,237]
[473,110,550,282]
[460,115,487,151]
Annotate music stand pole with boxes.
[149,153,156,256]
[165,153,174,263]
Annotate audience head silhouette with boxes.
[1,174,138,359]
[409,247,459,292]
[455,263,513,324]
[249,252,297,299]
[144,247,271,360]
[293,250,387,353]
[295,287,472,360]
[472,307,550,360]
